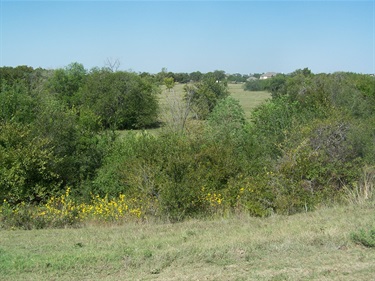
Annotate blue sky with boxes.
[1,1,374,74]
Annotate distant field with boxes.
[1,203,374,280]
[160,83,270,120]
[228,83,270,119]
[120,83,270,137]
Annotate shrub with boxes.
[243,79,267,91]
[0,79,39,124]
[271,115,364,212]
[226,174,275,216]
[92,128,255,221]
[207,96,246,142]
[32,95,114,188]
[185,76,229,120]
[0,122,62,205]
[80,69,160,129]
[46,62,87,108]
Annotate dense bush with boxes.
[243,79,265,91]
[0,122,61,204]
[184,75,229,120]
[47,62,87,107]
[0,80,38,124]
[29,93,114,189]
[81,69,160,129]
[1,64,374,226]
[246,71,375,213]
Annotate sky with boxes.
[0,1,374,74]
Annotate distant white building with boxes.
[260,72,277,80]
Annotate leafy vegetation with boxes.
[1,64,374,227]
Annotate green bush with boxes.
[226,174,275,216]
[46,62,87,108]
[30,94,114,189]
[207,96,246,142]
[0,80,38,124]
[0,122,62,205]
[351,227,375,247]
[243,79,268,91]
[270,115,364,212]
[92,127,256,221]
[80,69,160,129]
[185,76,229,120]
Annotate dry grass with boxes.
[1,202,374,280]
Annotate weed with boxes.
[351,227,375,247]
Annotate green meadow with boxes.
[228,83,270,119]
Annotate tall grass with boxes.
[344,166,375,204]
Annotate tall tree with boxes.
[81,69,160,129]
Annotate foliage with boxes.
[244,71,375,214]
[47,62,87,107]
[163,77,175,90]
[1,64,374,224]
[243,78,269,91]
[207,96,246,143]
[92,130,253,221]
[189,71,203,82]
[0,122,61,205]
[81,69,160,129]
[227,73,249,84]
[31,94,113,188]
[0,65,35,90]
[185,75,229,120]
[0,80,38,124]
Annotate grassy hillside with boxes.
[1,202,374,281]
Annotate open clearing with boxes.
[1,203,374,280]
[227,83,270,119]
[160,83,270,120]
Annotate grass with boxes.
[228,83,270,119]
[160,83,270,119]
[1,202,374,280]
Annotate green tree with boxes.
[31,93,112,188]
[189,71,203,82]
[0,122,61,204]
[185,76,229,120]
[81,69,160,129]
[47,62,87,107]
[266,74,287,98]
[0,66,34,90]
[0,80,38,124]
[164,77,175,91]
[207,96,246,142]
